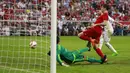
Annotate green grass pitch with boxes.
[0,36,50,73]
[57,36,130,73]
[0,36,130,73]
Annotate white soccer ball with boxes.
[30,41,37,49]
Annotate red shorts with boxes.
[83,26,102,43]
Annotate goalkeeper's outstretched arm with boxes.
[56,53,69,67]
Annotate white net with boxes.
[0,0,50,73]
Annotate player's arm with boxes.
[114,21,123,27]
[56,46,69,67]
[57,54,62,65]
[57,52,69,67]
[109,16,122,26]
[93,23,106,26]
[90,23,105,28]
[56,47,64,65]
[102,12,109,26]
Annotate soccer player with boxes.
[78,4,109,60]
[99,15,122,56]
[87,10,121,56]
[48,36,106,67]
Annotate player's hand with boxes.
[61,63,69,67]
[90,38,96,47]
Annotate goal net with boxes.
[0,0,50,73]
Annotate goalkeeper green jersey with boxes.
[57,44,75,65]
[57,44,89,65]
[56,44,102,65]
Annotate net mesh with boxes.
[0,0,50,73]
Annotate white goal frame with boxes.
[51,0,57,73]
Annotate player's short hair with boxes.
[57,36,60,44]
[101,4,110,10]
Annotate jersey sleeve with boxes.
[56,54,63,65]
[56,45,63,65]
[56,45,70,65]
[109,16,115,22]
[56,48,63,65]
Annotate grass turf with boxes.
[0,36,50,73]
[0,36,130,73]
[57,36,130,73]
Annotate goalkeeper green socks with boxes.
[78,48,89,54]
[86,57,102,63]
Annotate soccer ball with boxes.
[30,41,37,49]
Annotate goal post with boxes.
[51,0,57,73]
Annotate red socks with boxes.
[79,33,104,58]
[96,48,104,58]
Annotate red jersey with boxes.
[82,12,108,43]
[94,12,108,24]
[93,12,109,32]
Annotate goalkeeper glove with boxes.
[61,63,69,67]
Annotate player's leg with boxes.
[78,29,95,51]
[94,44,105,58]
[78,28,96,42]
[75,57,102,63]
[72,48,89,55]
[104,30,118,56]
[86,55,107,64]
[79,35,105,59]
[105,42,118,56]
[73,55,106,64]
[85,56,102,63]
[73,54,102,63]
[72,47,105,63]
[78,28,106,59]
[91,36,106,59]
[66,46,105,64]
[86,41,91,51]
[99,34,104,49]
[107,24,114,35]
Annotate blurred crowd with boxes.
[0,0,51,21]
[0,0,129,21]
[0,0,51,36]
[0,22,51,36]
[57,0,130,21]
[0,0,130,36]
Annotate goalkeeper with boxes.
[48,36,106,67]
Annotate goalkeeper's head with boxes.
[57,36,60,44]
